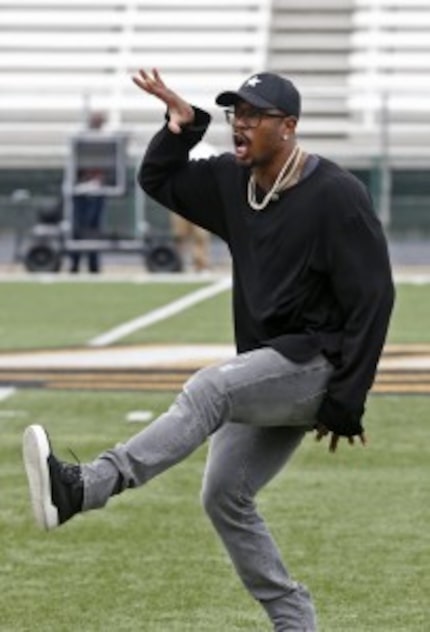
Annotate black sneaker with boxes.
[23,424,84,530]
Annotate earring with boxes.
[282,135,289,141]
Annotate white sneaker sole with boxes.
[23,424,59,530]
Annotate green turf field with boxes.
[0,280,429,349]
[0,279,429,631]
[0,281,210,350]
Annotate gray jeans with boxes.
[82,348,333,631]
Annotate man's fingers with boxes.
[134,68,152,85]
[315,424,329,442]
[137,68,150,81]
[315,431,324,442]
[329,434,339,453]
[348,433,367,447]
[315,426,367,452]
[138,68,158,83]
[132,68,163,94]
[152,67,165,86]
[131,73,152,92]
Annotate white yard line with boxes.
[0,271,227,284]
[0,345,235,369]
[0,387,16,401]
[88,276,232,347]
[393,272,430,285]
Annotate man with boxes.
[171,211,211,271]
[69,111,107,273]
[23,69,394,631]
[170,141,216,272]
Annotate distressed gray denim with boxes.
[82,347,333,631]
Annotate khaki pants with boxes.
[171,214,210,271]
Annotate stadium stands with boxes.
[1,0,429,164]
[0,0,429,231]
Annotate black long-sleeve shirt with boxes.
[138,108,395,436]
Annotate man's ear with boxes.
[284,116,298,134]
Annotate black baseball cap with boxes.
[216,72,301,118]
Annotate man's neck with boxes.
[253,143,298,192]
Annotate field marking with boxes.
[0,344,429,394]
[88,276,232,347]
[0,387,16,401]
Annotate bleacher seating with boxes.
[1,0,430,168]
[349,0,430,165]
[268,0,354,157]
[0,0,271,167]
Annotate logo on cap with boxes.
[245,76,261,88]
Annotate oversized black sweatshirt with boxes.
[138,108,395,437]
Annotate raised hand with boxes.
[132,68,195,134]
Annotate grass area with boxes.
[0,281,209,351]
[387,283,430,343]
[124,289,234,345]
[0,278,429,630]
[0,390,428,631]
[0,280,428,349]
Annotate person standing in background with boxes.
[171,212,211,272]
[170,142,216,272]
[70,111,106,273]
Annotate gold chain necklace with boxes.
[247,145,303,212]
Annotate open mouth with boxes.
[233,133,250,160]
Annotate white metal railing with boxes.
[350,0,430,136]
[1,0,430,166]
